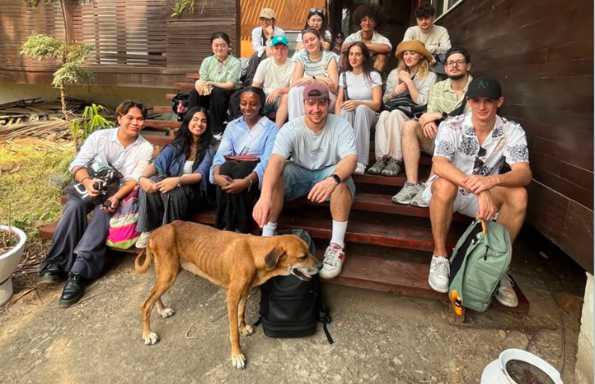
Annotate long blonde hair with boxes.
[397,54,430,78]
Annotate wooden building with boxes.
[2,0,593,272]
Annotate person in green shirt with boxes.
[188,32,241,135]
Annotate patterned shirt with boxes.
[199,55,241,85]
[69,128,153,182]
[294,50,336,77]
[426,75,473,114]
[433,112,530,179]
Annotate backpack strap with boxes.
[318,301,334,344]
[342,72,349,101]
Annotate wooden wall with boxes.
[439,0,593,271]
[0,0,240,88]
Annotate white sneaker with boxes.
[319,243,346,280]
[354,162,366,175]
[428,255,450,293]
[135,232,151,248]
[495,274,519,307]
[392,182,423,205]
[409,184,429,207]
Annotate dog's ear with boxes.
[264,247,284,270]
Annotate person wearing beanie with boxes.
[253,81,357,280]
[420,77,532,309]
[369,40,437,177]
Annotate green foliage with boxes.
[52,61,93,88]
[171,0,209,17]
[20,34,65,60]
[69,104,114,147]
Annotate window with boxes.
[432,0,464,20]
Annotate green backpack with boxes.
[448,219,512,313]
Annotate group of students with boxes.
[39,3,532,311]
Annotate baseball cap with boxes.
[259,8,276,19]
[303,82,330,100]
[271,35,288,46]
[466,77,502,100]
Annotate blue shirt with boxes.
[210,116,278,188]
[154,143,215,191]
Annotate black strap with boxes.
[252,316,262,327]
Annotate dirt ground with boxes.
[0,231,585,384]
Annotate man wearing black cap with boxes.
[422,77,532,307]
[253,82,357,279]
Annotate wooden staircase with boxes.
[40,73,529,314]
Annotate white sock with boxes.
[261,222,277,237]
[330,220,348,248]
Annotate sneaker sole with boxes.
[392,196,414,205]
[428,278,449,293]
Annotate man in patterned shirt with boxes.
[423,78,532,307]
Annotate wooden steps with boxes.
[37,71,529,316]
[175,82,194,91]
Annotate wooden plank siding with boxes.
[438,0,593,271]
[0,0,240,87]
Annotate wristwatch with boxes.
[329,174,341,184]
[442,111,448,120]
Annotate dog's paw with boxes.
[143,332,160,345]
[158,307,175,318]
[239,324,254,336]
[231,353,246,369]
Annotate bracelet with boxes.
[177,176,182,188]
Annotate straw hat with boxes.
[259,8,276,20]
[395,40,433,63]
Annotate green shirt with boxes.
[426,75,473,114]
[199,55,241,85]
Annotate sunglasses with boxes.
[473,147,487,174]
[309,8,324,15]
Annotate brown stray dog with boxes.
[134,221,320,369]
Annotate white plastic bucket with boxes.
[0,225,27,306]
[481,348,563,384]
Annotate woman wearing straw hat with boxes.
[369,40,437,177]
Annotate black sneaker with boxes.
[59,273,86,307]
[39,264,64,284]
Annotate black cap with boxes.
[466,77,502,99]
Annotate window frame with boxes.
[433,0,465,21]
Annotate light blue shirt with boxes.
[210,116,278,188]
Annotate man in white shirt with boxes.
[39,100,153,306]
[424,78,532,308]
[252,35,295,127]
[341,5,392,72]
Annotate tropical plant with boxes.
[20,34,93,121]
[69,103,114,150]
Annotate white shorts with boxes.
[421,178,479,218]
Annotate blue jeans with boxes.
[282,162,356,201]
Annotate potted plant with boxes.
[0,225,27,306]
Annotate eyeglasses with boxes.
[446,59,466,66]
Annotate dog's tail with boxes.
[134,244,152,273]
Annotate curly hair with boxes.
[352,4,382,28]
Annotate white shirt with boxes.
[69,128,153,182]
[403,25,451,55]
[339,71,382,101]
[182,160,194,175]
[251,26,285,57]
[252,57,295,96]
[343,30,392,50]
[433,112,530,178]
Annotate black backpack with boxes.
[256,229,333,343]
[171,91,190,121]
